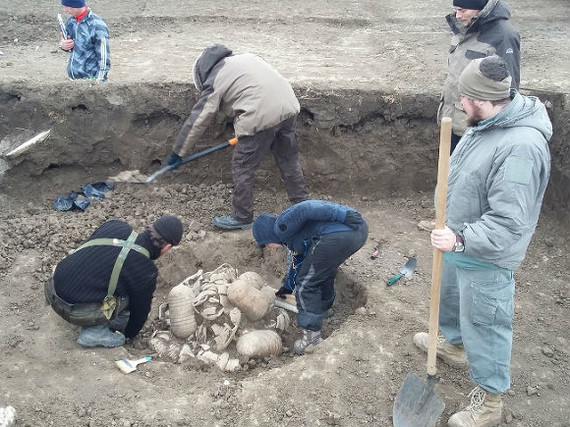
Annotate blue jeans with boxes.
[439,261,515,394]
[295,223,368,331]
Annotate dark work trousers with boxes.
[294,222,369,331]
[450,133,462,155]
[44,276,129,327]
[231,115,309,223]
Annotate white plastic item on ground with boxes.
[168,283,196,339]
[227,278,272,321]
[236,330,283,358]
[0,406,16,427]
[238,271,265,290]
[5,129,51,159]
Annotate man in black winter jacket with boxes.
[45,215,184,348]
[419,0,520,233]
[440,0,520,154]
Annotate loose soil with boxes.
[0,1,569,426]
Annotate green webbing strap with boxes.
[73,231,150,301]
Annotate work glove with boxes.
[275,272,295,298]
[344,210,363,229]
[167,153,182,169]
[275,285,293,299]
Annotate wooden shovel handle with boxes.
[427,117,452,376]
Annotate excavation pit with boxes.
[1,1,569,426]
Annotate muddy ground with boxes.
[0,0,569,426]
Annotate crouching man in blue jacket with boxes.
[252,200,368,355]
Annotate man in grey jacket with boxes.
[414,56,551,426]
[166,44,309,230]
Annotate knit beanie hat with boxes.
[252,213,279,248]
[152,215,184,246]
[452,0,488,10]
[61,0,86,7]
[459,57,512,101]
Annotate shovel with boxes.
[386,257,417,286]
[393,117,452,427]
[145,137,238,183]
[107,138,238,184]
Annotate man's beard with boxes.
[466,104,485,127]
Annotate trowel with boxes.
[115,356,152,374]
[386,257,417,286]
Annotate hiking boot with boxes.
[212,215,253,230]
[418,220,436,232]
[413,332,468,368]
[294,329,322,355]
[77,324,126,348]
[448,386,502,427]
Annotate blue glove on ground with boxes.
[344,210,363,229]
[167,153,182,169]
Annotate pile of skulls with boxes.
[150,263,294,371]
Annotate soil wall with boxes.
[1,83,569,225]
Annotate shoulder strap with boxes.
[74,233,150,258]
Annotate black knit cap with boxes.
[152,215,183,246]
[453,0,488,9]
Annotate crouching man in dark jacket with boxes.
[45,215,184,348]
[252,200,368,355]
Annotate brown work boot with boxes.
[448,387,502,427]
[413,332,468,369]
[418,220,436,232]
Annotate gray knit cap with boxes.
[459,57,512,101]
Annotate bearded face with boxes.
[461,95,486,127]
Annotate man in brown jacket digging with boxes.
[166,44,309,230]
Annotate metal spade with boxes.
[386,257,417,286]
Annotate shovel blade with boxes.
[393,373,445,427]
